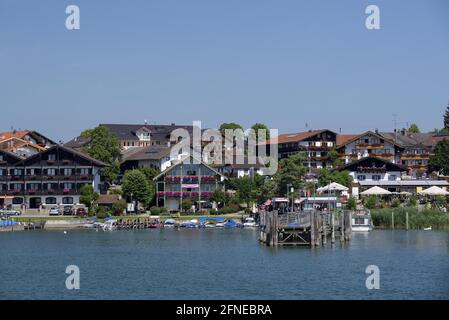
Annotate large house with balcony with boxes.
[334,156,449,196]
[265,129,337,169]
[0,145,106,210]
[337,130,448,177]
[336,131,403,165]
[153,155,226,211]
[0,130,55,158]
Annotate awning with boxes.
[317,182,349,193]
[419,186,449,196]
[360,186,392,196]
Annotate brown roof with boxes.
[0,130,29,141]
[336,134,361,147]
[96,194,122,205]
[265,129,330,145]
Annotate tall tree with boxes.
[250,123,270,141]
[273,153,308,196]
[407,123,421,133]
[80,126,122,183]
[121,170,152,208]
[79,185,99,212]
[219,122,243,135]
[318,168,353,188]
[445,102,449,130]
[429,139,449,175]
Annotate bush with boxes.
[216,204,240,215]
[150,207,166,215]
[346,197,357,210]
[364,196,377,210]
[112,200,127,216]
[390,199,401,208]
[96,212,110,219]
[182,199,193,212]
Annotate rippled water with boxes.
[0,228,448,299]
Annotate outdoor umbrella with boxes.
[419,186,449,196]
[317,182,349,193]
[360,186,392,196]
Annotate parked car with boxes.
[49,207,61,216]
[76,208,87,217]
[0,209,22,217]
[63,206,73,216]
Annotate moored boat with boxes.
[352,210,373,232]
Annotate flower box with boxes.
[62,160,71,165]
[47,160,56,165]
[28,189,36,194]
[156,192,165,197]
[173,192,181,197]
[63,188,70,193]
[182,192,191,197]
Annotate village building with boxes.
[265,129,337,170]
[334,156,449,197]
[0,145,106,210]
[153,155,226,211]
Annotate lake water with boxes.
[1,228,448,300]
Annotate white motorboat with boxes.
[423,226,432,231]
[215,221,225,228]
[352,210,373,232]
[163,219,176,228]
[243,217,258,228]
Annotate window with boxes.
[357,175,366,181]
[389,175,397,181]
[63,183,73,189]
[79,168,90,175]
[373,175,381,181]
[48,154,56,161]
[63,168,72,176]
[45,197,57,204]
[62,197,73,204]
[47,168,56,175]
[12,197,23,205]
[0,155,3,161]
[354,218,365,225]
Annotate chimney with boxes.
[375,128,379,134]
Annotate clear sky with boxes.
[1,0,448,142]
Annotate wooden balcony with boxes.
[355,143,384,149]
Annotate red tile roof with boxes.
[0,130,29,141]
[265,129,329,145]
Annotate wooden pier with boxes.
[259,210,352,247]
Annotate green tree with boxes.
[210,188,226,207]
[112,200,127,216]
[408,123,421,133]
[79,185,99,211]
[347,197,357,210]
[182,198,193,212]
[327,148,342,167]
[121,170,152,208]
[219,122,243,135]
[318,168,352,188]
[273,153,308,196]
[80,126,122,183]
[139,167,159,205]
[364,196,377,210]
[429,139,449,175]
[444,102,449,130]
[250,123,270,141]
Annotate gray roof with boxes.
[101,124,197,141]
[379,132,432,147]
[359,180,449,187]
[121,146,172,162]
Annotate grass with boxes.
[371,207,449,230]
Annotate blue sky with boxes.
[0,0,448,142]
